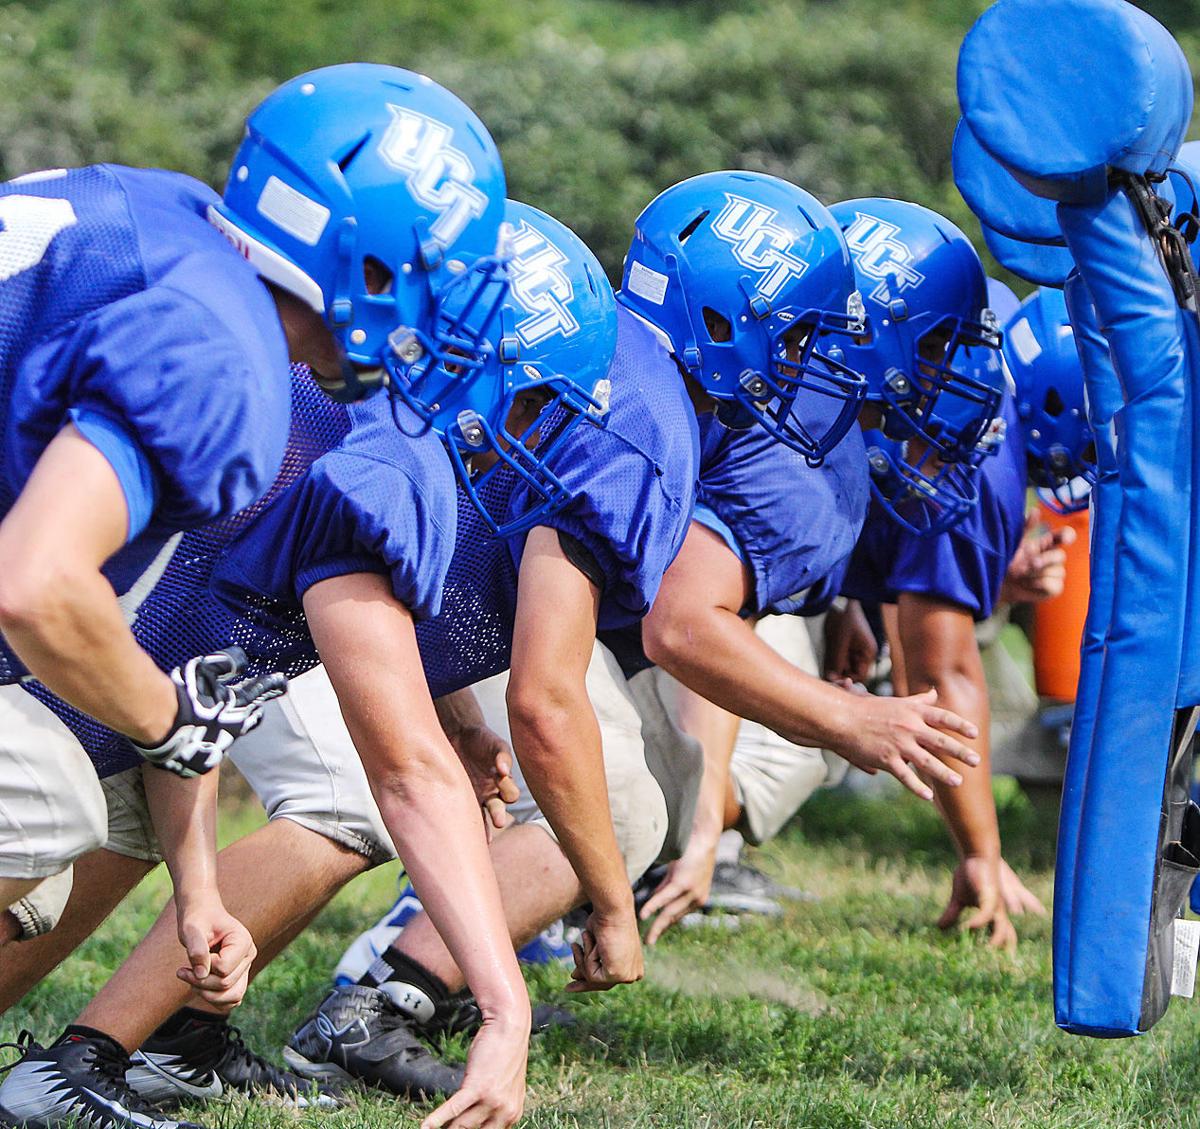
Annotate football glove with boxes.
[133,647,287,778]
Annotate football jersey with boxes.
[693,409,869,616]
[27,367,456,777]
[0,164,291,684]
[417,306,700,698]
[842,391,1027,620]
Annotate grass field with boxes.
[6,781,1200,1129]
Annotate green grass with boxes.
[6,786,1200,1128]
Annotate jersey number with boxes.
[0,196,78,284]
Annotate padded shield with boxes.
[1053,189,1196,1037]
[959,0,1192,204]
[980,224,1073,287]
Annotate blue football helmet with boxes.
[1006,287,1096,514]
[617,171,868,465]
[212,63,508,405]
[827,199,1004,464]
[394,200,617,538]
[864,429,981,537]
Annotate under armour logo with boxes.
[842,213,925,305]
[378,107,488,247]
[710,194,807,301]
[506,218,579,346]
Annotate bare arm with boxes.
[0,425,176,743]
[643,522,980,800]
[640,680,741,943]
[893,592,1044,949]
[141,766,257,1007]
[506,526,642,991]
[304,571,528,1126]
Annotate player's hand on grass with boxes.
[421,1013,528,1129]
[998,857,1047,917]
[135,647,287,777]
[174,894,257,1010]
[640,841,719,945]
[837,687,980,801]
[447,723,521,837]
[938,855,1017,952]
[1000,516,1076,604]
[567,905,645,992]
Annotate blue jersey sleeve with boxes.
[52,285,290,530]
[697,414,869,616]
[69,408,158,540]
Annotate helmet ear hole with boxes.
[1043,386,1065,417]
[702,306,732,343]
[363,256,393,296]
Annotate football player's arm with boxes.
[892,593,1043,948]
[304,571,529,1121]
[140,765,257,1008]
[640,683,741,943]
[0,425,177,743]
[506,525,642,991]
[641,521,980,800]
[434,687,518,833]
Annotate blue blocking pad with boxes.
[953,119,1065,244]
[981,224,1072,287]
[1054,189,1196,1037]
[959,0,1192,203]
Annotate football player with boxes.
[0,67,538,1129]
[326,174,988,1075]
[639,198,1020,939]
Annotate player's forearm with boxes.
[906,660,999,859]
[0,565,176,744]
[674,683,741,846]
[434,686,487,740]
[368,739,530,1026]
[645,605,854,752]
[142,764,221,904]
[507,688,634,919]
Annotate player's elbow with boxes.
[0,556,77,641]
[506,673,579,752]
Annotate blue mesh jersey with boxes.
[0,164,291,684]
[417,306,700,698]
[26,367,456,777]
[842,392,1027,620]
[694,409,869,617]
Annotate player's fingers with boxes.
[179,924,212,980]
[639,880,682,920]
[421,1089,478,1129]
[962,905,993,933]
[988,918,1019,953]
[918,702,979,740]
[496,774,520,805]
[484,797,511,830]
[889,759,934,802]
[645,895,694,945]
[937,898,964,930]
[1052,525,1077,547]
[908,748,962,788]
[917,728,979,768]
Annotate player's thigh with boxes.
[229,664,395,866]
[0,685,107,878]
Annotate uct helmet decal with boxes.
[842,212,926,305]
[710,193,808,301]
[505,218,580,347]
[378,106,489,247]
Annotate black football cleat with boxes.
[0,1029,207,1129]
[284,985,464,1099]
[126,1014,340,1108]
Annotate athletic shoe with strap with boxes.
[125,1015,339,1109]
[283,985,464,1099]
[0,1030,207,1129]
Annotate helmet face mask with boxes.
[392,201,618,538]
[865,431,981,537]
[830,199,1005,466]
[1007,287,1096,515]
[619,172,868,464]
